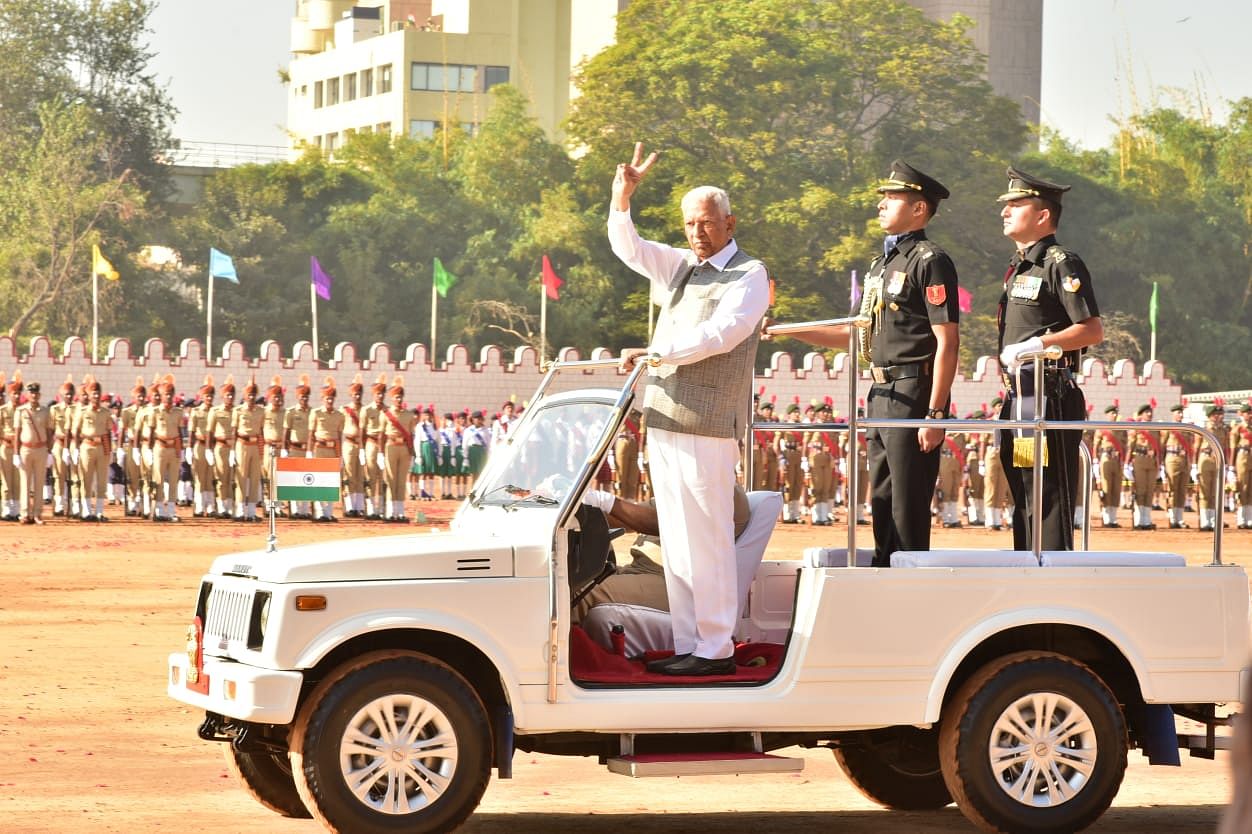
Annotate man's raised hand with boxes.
[611,142,659,210]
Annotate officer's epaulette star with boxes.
[916,242,935,259]
[1047,245,1068,264]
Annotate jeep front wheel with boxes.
[939,651,1127,833]
[289,651,492,834]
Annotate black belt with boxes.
[1003,366,1075,392]
[869,362,931,384]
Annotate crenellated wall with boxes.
[0,335,1182,417]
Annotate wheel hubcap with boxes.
[339,693,458,814]
[988,691,1097,807]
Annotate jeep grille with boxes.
[204,587,252,646]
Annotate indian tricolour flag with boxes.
[274,457,341,502]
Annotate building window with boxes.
[377,122,391,134]
[326,132,338,152]
[484,66,509,91]
[379,64,392,93]
[326,77,339,106]
[299,84,308,97]
[409,119,437,139]
[410,62,476,92]
[360,68,373,97]
[344,73,356,102]
[313,80,324,108]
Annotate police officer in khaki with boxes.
[133,376,162,518]
[1231,403,1252,529]
[340,374,367,518]
[805,402,836,525]
[231,379,264,522]
[937,428,964,527]
[1095,404,1126,527]
[148,376,184,522]
[310,376,345,522]
[963,412,985,525]
[118,379,144,516]
[361,375,388,519]
[72,376,112,521]
[261,377,286,515]
[0,373,18,521]
[778,403,805,523]
[15,380,52,524]
[614,417,641,500]
[1163,403,1193,528]
[49,376,76,517]
[284,376,314,519]
[1197,405,1229,532]
[206,376,237,519]
[381,377,417,522]
[188,376,215,517]
[1129,404,1160,530]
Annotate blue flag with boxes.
[209,248,238,283]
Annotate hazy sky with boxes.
[145,0,1252,151]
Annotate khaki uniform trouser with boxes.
[123,443,141,501]
[214,444,236,505]
[855,451,869,504]
[0,442,17,504]
[1131,453,1156,506]
[19,448,48,519]
[614,436,639,498]
[154,446,180,502]
[1236,448,1252,504]
[1164,453,1188,509]
[365,440,385,505]
[966,459,984,503]
[51,440,73,506]
[342,442,364,494]
[572,550,667,624]
[80,443,107,504]
[236,442,262,506]
[937,456,961,502]
[1100,455,1122,509]
[751,447,779,492]
[808,452,833,501]
[192,442,213,496]
[983,448,1009,508]
[384,443,411,506]
[782,450,804,501]
[1197,454,1219,510]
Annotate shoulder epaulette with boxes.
[915,242,936,260]
[1047,245,1068,264]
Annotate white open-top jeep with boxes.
[168,337,1250,833]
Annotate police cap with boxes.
[998,166,1071,205]
[877,160,950,204]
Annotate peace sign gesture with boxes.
[611,142,659,211]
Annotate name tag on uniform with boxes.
[1010,274,1043,300]
[886,270,906,296]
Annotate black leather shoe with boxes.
[644,653,690,673]
[1103,522,1121,528]
[660,654,737,677]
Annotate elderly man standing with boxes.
[610,143,769,677]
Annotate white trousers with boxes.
[647,427,738,660]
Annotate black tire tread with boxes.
[833,733,953,810]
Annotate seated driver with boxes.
[573,485,751,625]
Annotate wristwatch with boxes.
[925,408,948,419]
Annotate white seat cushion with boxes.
[805,547,876,568]
[891,549,1040,568]
[736,492,783,607]
[1041,551,1186,567]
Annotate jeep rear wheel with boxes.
[290,651,492,834]
[939,651,1127,833]
[834,726,952,809]
[222,744,312,818]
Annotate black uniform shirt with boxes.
[998,234,1099,363]
[861,231,959,366]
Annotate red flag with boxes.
[957,285,972,313]
[542,254,563,300]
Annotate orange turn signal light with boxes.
[294,595,327,612]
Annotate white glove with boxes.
[999,336,1045,372]
[183,449,193,465]
[141,447,153,467]
[1122,463,1133,480]
[62,448,71,464]
[228,450,237,467]
[280,448,289,458]
[1227,466,1236,485]
[115,449,125,466]
[581,489,616,513]
[1158,466,1165,481]
[45,454,53,470]
[205,448,215,466]
[358,449,366,466]
[70,447,79,466]
[131,447,141,466]
[376,453,386,470]
[306,450,313,458]
[1191,465,1199,482]
[836,459,847,476]
[979,463,986,476]
[15,454,22,469]
[800,458,810,473]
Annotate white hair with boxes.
[681,186,731,217]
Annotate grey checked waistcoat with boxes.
[644,247,763,439]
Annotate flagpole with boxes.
[430,277,438,369]
[540,278,547,363]
[92,268,99,364]
[206,269,214,360]
[310,281,319,363]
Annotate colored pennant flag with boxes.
[311,256,333,301]
[1149,281,1159,334]
[433,257,457,298]
[542,254,563,300]
[92,244,119,281]
[849,270,861,308]
[209,247,238,283]
[274,457,341,502]
[957,285,972,314]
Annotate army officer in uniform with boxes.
[996,167,1103,551]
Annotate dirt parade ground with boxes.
[0,501,1246,833]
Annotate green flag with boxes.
[433,257,457,298]
[1149,281,1159,333]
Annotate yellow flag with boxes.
[92,243,119,281]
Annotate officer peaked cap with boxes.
[877,160,950,203]
[999,166,1071,204]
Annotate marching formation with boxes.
[0,370,513,525]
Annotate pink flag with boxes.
[957,285,972,313]
[542,254,563,300]
[849,270,860,308]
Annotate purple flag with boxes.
[311,256,332,301]
[849,269,861,309]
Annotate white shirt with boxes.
[607,209,770,366]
